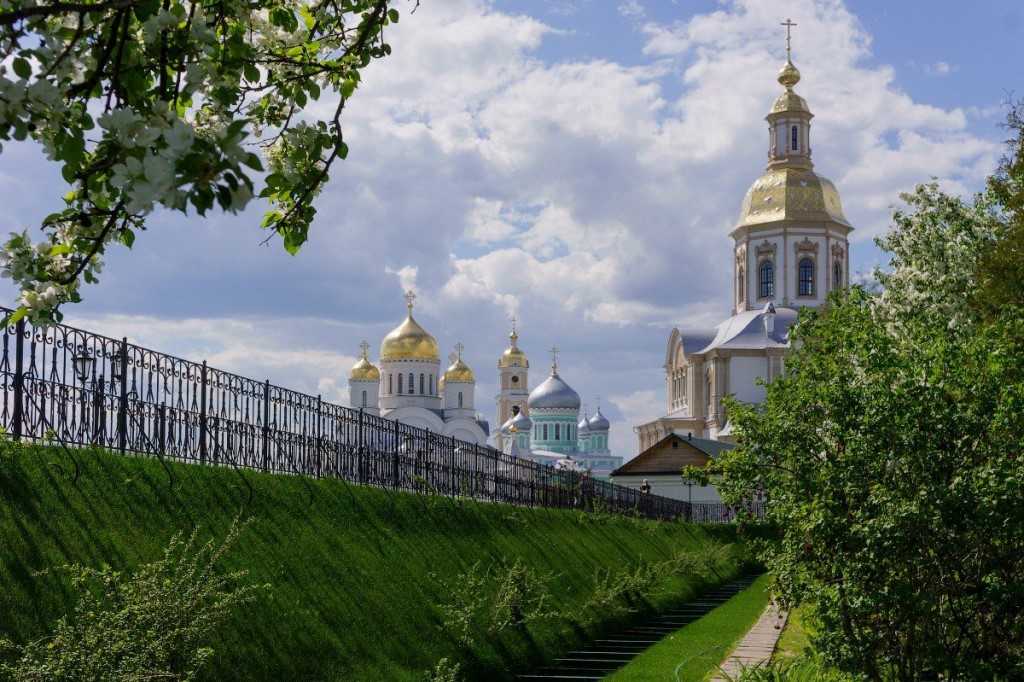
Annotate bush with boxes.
[0,517,267,682]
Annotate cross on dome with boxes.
[404,289,416,313]
[454,341,465,360]
[549,346,560,372]
[359,340,370,359]
[781,18,797,60]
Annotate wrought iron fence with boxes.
[0,310,763,522]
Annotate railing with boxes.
[0,310,763,522]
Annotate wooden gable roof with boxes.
[611,433,732,477]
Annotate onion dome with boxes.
[443,343,475,383]
[587,407,610,432]
[577,413,591,434]
[349,341,380,382]
[528,368,581,410]
[498,318,529,368]
[737,169,849,228]
[502,410,532,434]
[380,291,440,362]
[777,59,800,89]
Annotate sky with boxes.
[1,0,1020,459]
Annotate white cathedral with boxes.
[635,38,854,452]
[347,295,623,477]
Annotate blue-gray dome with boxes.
[587,408,610,432]
[528,372,581,409]
[577,414,591,433]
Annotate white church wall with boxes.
[442,420,487,445]
[612,474,722,503]
[728,355,768,404]
[384,406,446,433]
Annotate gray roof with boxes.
[528,372,581,409]
[668,432,735,459]
[695,304,796,354]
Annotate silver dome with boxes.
[527,372,581,410]
[577,414,591,433]
[587,408,609,431]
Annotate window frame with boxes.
[798,257,815,297]
[758,259,775,299]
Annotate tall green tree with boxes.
[0,0,408,324]
[695,106,1024,680]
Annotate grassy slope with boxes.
[606,574,772,682]
[0,444,751,681]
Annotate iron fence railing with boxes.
[0,311,763,523]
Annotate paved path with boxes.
[711,601,787,680]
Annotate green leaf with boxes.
[3,307,27,326]
[243,63,260,84]
[12,57,31,80]
[387,8,399,23]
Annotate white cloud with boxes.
[618,1,645,20]
[924,61,955,77]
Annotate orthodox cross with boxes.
[509,314,517,335]
[595,395,601,411]
[781,18,797,60]
[549,346,559,371]
[454,341,465,360]
[404,289,416,313]
[359,340,370,359]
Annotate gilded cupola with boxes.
[498,318,529,369]
[734,20,851,232]
[444,343,475,383]
[349,340,381,381]
[379,291,440,362]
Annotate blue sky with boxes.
[1,0,1019,458]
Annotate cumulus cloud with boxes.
[0,0,1002,460]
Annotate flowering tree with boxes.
[0,0,406,324]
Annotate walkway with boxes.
[517,575,759,681]
[711,601,787,680]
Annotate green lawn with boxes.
[774,606,811,659]
[606,573,772,682]
[0,442,754,681]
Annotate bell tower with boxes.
[495,317,529,451]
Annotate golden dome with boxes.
[349,341,380,381]
[498,324,529,368]
[777,59,800,89]
[737,168,851,229]
[444,358,475,383]
[771,90,809,114]
[379,292,440,362]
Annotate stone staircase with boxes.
[517,575,760,681]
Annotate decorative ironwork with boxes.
[0,308,763,523]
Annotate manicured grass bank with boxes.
[606,574,772,682]
[0,444,752,681]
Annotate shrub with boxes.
[0,517,267,682]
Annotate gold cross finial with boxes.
[359,340,370,359]
[781,18,797,61]
[404,289,416,313]
[510,314,517,335]
[549,345,559,372]
[454,342,464,360]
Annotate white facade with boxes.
[346,293,489,445]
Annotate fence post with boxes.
[199,361,208,465]
[357,408,365,483]
[117,337,128,453]
[158,402,166,455]
[316,394,322,479]
[11,318,24,441]
[261,380,270,471]
[392,419,400,490]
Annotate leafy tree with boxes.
[0,0,408,324]
[0,517,266,681]
[692,107,1024,680]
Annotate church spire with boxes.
[766,18,813,171]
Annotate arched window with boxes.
[759,260,775,298]
[361,390,367,407]
[737,267,745,303]
[397,373,403,394]
[791,125,799,151]
[833,261,843,289]
[458,391,463,408]
[419,373,425,395]
[388,374,393,394]
[543,424,548,440]
[555,424,560,440]
[798,258,815,296]
[429,374,434,395]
